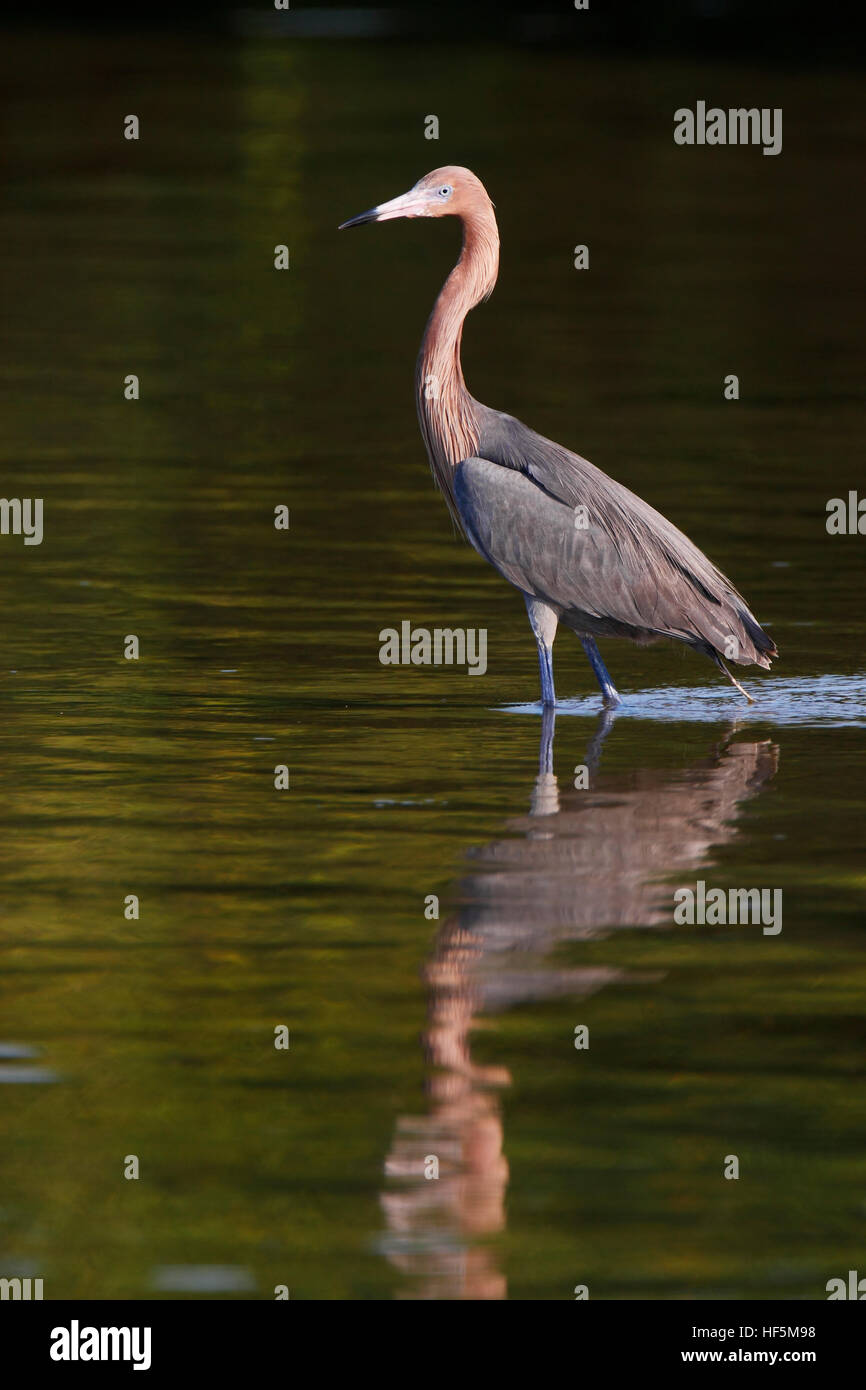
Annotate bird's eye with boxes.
[438,185,452,198]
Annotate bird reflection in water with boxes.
[378,709,778,1299]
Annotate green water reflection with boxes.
[0,32,864,1299]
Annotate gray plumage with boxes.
[457,409,775,667]
[341,165,777,706]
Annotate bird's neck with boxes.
[416,203,499,521]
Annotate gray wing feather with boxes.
[455,421,775,667]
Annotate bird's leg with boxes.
[530,707,560,818]
[537,642,555,708]
[584,706,618,778]
[524,596,558,708]
[713,654,755,705]
[579,635,621,708]
[538,703,556,775]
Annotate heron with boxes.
[340,166,777,708]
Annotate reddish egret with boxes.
[340,166,777,708]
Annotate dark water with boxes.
[0,32,864,1299]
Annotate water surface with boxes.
[0,31,864,1300]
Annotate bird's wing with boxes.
[455,429,775,666]
[455,457,658,628]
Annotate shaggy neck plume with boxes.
[416,195,500,524]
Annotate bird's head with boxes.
[339,166,492,229]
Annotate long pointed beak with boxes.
[339,188,428,230]
[338,206,381,230]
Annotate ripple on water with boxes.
[149,1266,257,1293]
[0,1043,59,1084]
[502,674,866,727]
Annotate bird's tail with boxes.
[735,605,777,669]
